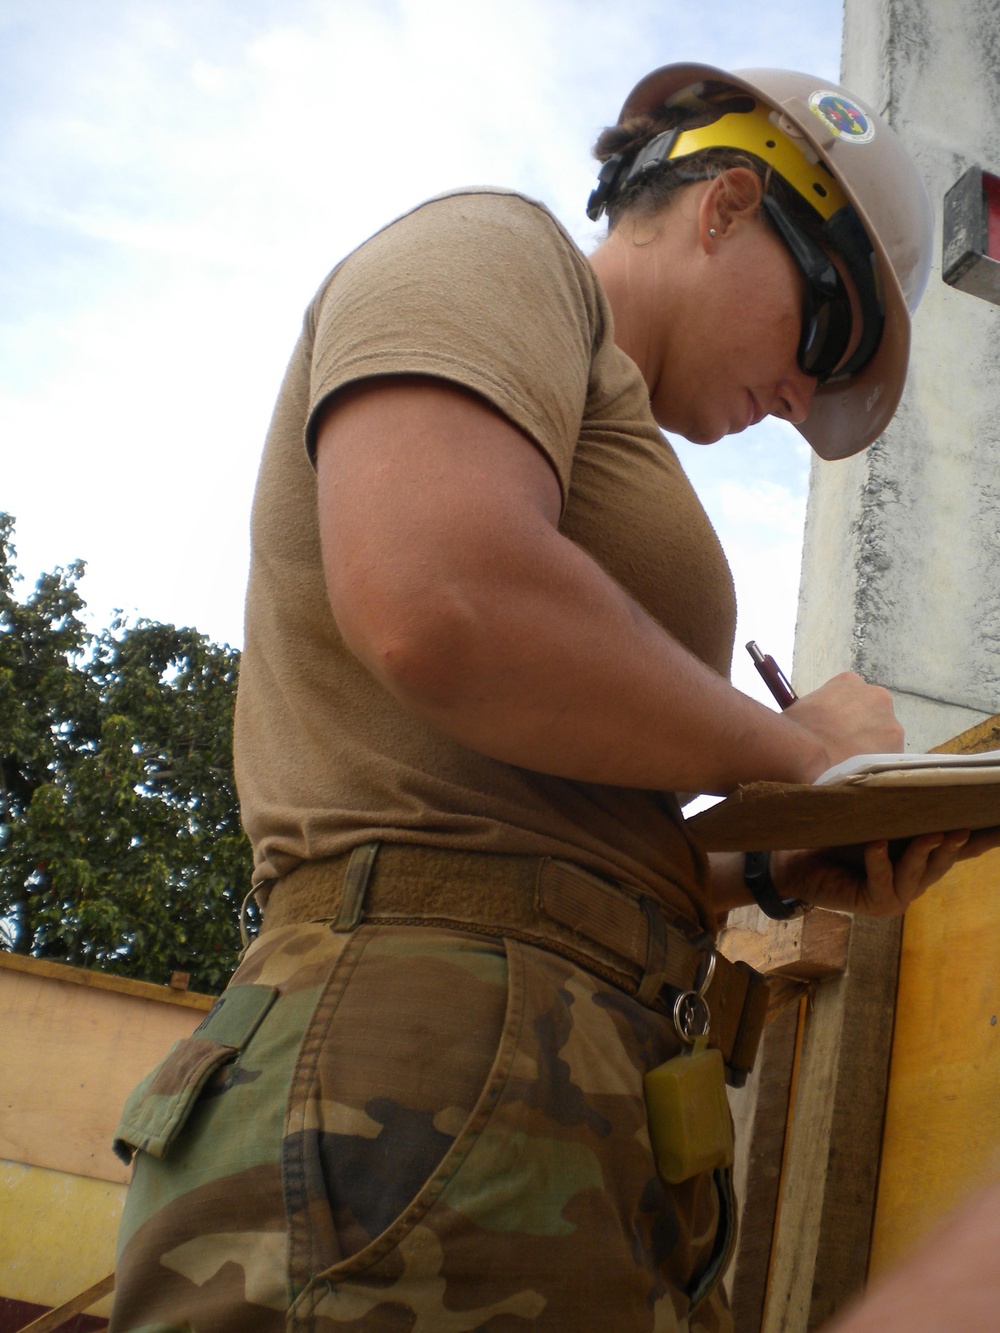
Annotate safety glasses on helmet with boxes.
[759,195,854,384]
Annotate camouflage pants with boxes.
[110,922,735,1332]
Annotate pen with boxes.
[746,640,798,710]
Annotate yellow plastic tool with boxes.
[644,1035,735,1184]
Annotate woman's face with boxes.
[647,207,821,444]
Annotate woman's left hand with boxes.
[772,826,1000,917]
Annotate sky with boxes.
[1,0,846,708]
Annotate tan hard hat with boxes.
[618,64,935,460]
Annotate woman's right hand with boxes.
[782,672,905,784]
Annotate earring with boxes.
[708,227,718,237]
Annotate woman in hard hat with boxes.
[110,64,992,1333]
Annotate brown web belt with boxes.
[259,842,768,1087]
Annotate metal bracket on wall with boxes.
[942,164,1000,305]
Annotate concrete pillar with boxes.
[794,0,1000,752]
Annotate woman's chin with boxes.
[684,422,728,446]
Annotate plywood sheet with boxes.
[868,847,1000,1275]
[1,965,211,1184]
[0,1159,122,1314]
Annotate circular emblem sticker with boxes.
[808,90,875,144]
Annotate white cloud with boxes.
[1,0,844,653]
[718,478,806,539]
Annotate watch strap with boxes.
[743,850,804,920]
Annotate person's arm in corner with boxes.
[822,1178,1000,1332]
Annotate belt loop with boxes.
[238,884,259,958]
[635,896,670,1005]
[333,842,380,932]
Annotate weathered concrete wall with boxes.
[795,0,1000,751]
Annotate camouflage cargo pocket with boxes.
[110,924,361,1332]
[113,984,278,1164]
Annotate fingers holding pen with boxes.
[782,672,905,782]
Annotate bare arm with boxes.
[314,377,903,796]
[823,1178,1000,1332]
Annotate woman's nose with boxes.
[771,367,818,424]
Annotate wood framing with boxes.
[720,713,1000,1331]
[724,999,802,1331]
[763,915,902,1330]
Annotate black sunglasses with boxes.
[759,195,855,384]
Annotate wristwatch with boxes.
[743,850,805,920]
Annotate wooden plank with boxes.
[719,908,852,982]
[935,713,1000,754]
[688,779,1000,852]
[0,951,215,1012]
[0,966,209,1184]
[692,714,1000,855]
[763,914,903,1331]
[868,846,1000,1275]
[0,1159,123,1315]
[14,1275,114,1333]
[726,1001,801,1332]
[719,905,829,1332]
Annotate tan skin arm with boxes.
[315,376,991,913]
[823,1177,1000,1332]
[312,375,992,913]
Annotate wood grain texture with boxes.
[763,914,903,1332]
[725,1002,801,1332]
[719,908,852,982]
[688,779,1000,852]
[932,715,1000,755]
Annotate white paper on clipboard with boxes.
[815,749,1000,788]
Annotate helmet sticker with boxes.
[808,91,875,144]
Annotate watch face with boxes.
[808,90,876,144]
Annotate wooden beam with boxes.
[719,907,851,982]
[726,1001,802,1332]
[719,903,850,1333]
[0,951,215,1011]
[762,914,902,1331]
[13,1274,114,1333]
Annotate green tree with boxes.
[0,513,253,993]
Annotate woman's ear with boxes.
[700,168,764,246]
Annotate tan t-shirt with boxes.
[234,189,736,930]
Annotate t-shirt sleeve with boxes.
[304,191,601,502]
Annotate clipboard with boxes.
[686,777,1000,852]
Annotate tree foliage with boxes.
[0,513,253,993]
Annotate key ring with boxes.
[671,945,716,1046]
